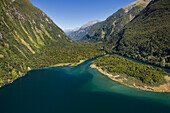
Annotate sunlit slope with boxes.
[109,0,170,68]
[82,0,151,42]
[0,0,104,87]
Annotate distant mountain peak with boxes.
[64,27,80,35]
[81,20,100,29]
[64,20,100,34]
[81,0,151,43]
[66,20,100,41]
[123,0,151,13]
[64,27,80,32]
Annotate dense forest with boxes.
[95,55,167,86]
[0,42,104,87]
[108,0,170,69]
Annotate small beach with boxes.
[49,60,86,67]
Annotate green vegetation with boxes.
[95,55,167,85]
[82,0,150,42]
[0,0,169,91]
[30,43,105,69]
[109,0,170,68]
[0,0,105,87]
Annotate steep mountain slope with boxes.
[82,0,151,42]
[0,0,105,87]
[108,0,170,68]
[68,20,99,41]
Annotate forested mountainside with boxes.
[108,0,170,68]
[0,0,105,87]
[68,20,99,41]
[81,0,151,42]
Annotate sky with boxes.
[30,0,137,30]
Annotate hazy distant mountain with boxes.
[64,27,80,35]
[80,20,100,29]
[68,20,100,41]
[82,0,151,42]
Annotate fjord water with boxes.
[0,58,170,113]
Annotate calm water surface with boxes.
[0,58,170,113]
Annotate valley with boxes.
[0,0,170,112]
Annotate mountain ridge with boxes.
[108,0,170,68]
[81,0,151,42]
[67,20,100,41]
[64,27,80,35]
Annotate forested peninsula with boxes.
[91,54,170,92]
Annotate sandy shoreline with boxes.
[90,64,170,92]
[0,60,86,88]
[49,60,86,67]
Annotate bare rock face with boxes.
[0,33,3,39]
[123,0,151,13]
[0,54,4,58]
[143,0,151,2]
[81,20,100,29]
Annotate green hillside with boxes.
[81,0,150,42]
[0,0,105,87]
[109,0,170,68]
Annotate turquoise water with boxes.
[0,58,170,113]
